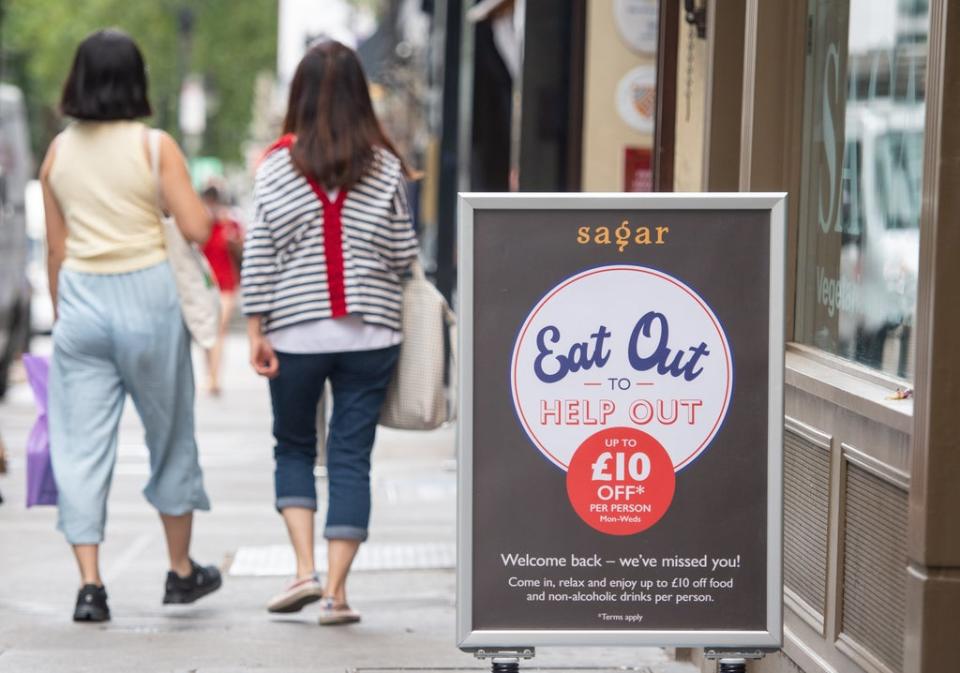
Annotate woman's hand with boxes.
[249,334,279,378]
[247,317,279,378]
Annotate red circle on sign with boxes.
[566,427,676,535]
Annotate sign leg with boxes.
[491,657,521,673]
[718,658,747,673]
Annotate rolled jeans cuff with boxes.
[324,525,368,542]
[276,496,318,512]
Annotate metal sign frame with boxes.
[456,193,786,649]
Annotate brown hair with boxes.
[282,41,411,190]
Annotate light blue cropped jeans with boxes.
[49,261,210,545]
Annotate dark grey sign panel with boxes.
[457,194,785,649]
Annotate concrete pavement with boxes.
[0,335,694,673]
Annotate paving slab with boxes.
[0,336,694,673]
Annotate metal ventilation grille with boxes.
[841,463,908,672]
[783,428,830,618]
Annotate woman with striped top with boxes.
[242,41,418,625]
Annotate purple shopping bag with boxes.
[23,354,58,507]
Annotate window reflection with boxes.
[797,0,928,380]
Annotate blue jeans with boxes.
[269,346,400,541]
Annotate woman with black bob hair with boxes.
[41,29,220,622]
[242,41,418,625]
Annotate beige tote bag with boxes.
[379,261,456,430]
[148,130,220,349]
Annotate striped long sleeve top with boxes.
[241,137,419,333]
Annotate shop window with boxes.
[795,0,929,380]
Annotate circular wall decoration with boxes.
[615,64,657,134]
[614,0,659,55]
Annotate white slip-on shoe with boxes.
[267,574,324,613]
[318,597,361,625]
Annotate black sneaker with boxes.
[74,584,110,622]
[163,560,222,605]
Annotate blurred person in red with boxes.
[200,185,243,396]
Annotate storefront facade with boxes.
[671,1,960,671]
[446,2,958,668]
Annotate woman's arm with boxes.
[242,175,279,378]
[40,138,67,319]
[157,131,211,244]
[384,180,419,274]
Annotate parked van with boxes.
[24,179,53,335]
[839,100,922,377]
[0,83,33,398]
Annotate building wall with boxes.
[674,0,959,670]
[672,11,707,191]
[580,0,657,191]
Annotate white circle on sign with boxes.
[615,64,656,134]
[510,265,733,472]
[614,0,659,55]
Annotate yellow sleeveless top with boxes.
[49,121,167,274]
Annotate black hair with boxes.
[60,29,152,121]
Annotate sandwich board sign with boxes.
[457,193,785,650]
